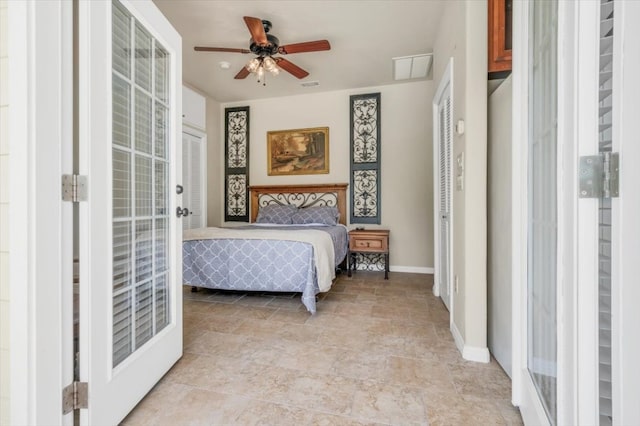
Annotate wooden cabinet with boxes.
[347,229,390,280]
[488,0,512,76]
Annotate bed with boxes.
[182,183,349,313]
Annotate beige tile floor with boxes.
[122,272,523,425]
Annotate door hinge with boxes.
[62,381,88,414]
[62,174,87,202]
[579,152,619,198]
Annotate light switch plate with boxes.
[456,152,464,191]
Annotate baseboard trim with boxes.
[451,321,490,363]
[389,266,434,274]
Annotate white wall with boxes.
[433,0,489,359]
[488,75,512,375]
[206,96,222,226]
[0,1,10,422]
[219,80,435,271]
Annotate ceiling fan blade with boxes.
[278,40,331,55]
[243,16,267,45]
[194,46,251,54]
[234,67,251,79]
[275,58,309,79]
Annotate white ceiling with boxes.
[153,1,445,103]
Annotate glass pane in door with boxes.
[111,0,171,367]
[527,0,558,423]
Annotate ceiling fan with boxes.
[194,16,331,82]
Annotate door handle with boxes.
[176,185,183,194]
[176,207,190,218]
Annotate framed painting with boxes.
[267,127,329,175]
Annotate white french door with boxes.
[78,1,182,424]
[513,0,640,424]
[433,58,453,312]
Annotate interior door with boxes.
[182,131,205,230]
[78,1,182,424]
[433,60,453,312]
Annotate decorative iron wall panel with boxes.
[225,106,249,221]
[226,174,247,217]
[353,170,378,218]
[350,93,381,224]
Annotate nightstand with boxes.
[347,229,390,279]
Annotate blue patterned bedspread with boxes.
[182,225,348,313]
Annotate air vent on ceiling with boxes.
[392,54,433,80]
[300,81,320,87]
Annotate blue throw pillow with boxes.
[255,204,297,224]
[291,206,339,225]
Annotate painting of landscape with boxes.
[267,127,329,175]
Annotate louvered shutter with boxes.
[598,0,614,422]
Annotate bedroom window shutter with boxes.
[224,106,250,222]
[350,93,381,224]
[598,0,614,422]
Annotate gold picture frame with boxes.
[267,127,329,175]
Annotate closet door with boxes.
[433,58,453,312]
[181,131,205,230]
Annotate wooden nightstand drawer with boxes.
[351,236,387,252]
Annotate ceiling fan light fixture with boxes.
[245,56,281,85]
[263,56,278,72]
[246,58,261,73]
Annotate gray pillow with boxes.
[255,204,297,224]
[291,206,340,225]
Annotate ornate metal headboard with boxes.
[249,183,348,225]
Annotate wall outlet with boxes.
[455,275,459,293]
